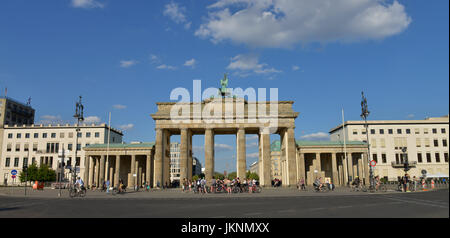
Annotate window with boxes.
[380,138,386,148]
[382,154,387,164]
[397,129,402,134]
[17,133,21,139]
[14,158,19,167]
[76,157,80,166]
[362,129,366,135]
[32,157,36,165]
[34,133,39,138]
[8,133,13,138]
[373,154,378,163]
[417,153,423,163]
[379,129,384,134]
[424,129,429,134]
[60,133,65,138]
[415,128,420,134]
[445,153,449,163]
[77,132,82,138]
[33,143,38,152]
[435,153,441,163]
[353,130,358,135]
[76,144,81,151]
[86,132,91,138]
[371,129,375,135]
[424,139,430,147]
[24,144,29,152]
[406,129,411,134]
[43,133,47,138]
[95,132,100,138]
[7,144,12,152]
[23,157,28,167]
[443,139,448,147]
[433,139,439,147]
[51,133,56,138]
[416,138,421,147]
[68,144,73,151]
[5,158,10,167]
[426,153,432,163]
[15,144,20,152]
[432,128,437,134]
[25,133,30,138]
[388,129,393,134]
[68,132,73,138]
[442,128,446,134]
[371,139,377,148]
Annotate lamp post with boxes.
[73,96,84,186]
[360,92,374,191]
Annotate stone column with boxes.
[163,130,171,187]
[129,154,136,188]
[357,154,363,180]
[180,128,189,182]
[188,130,193,181]
[114,155,121,188]
[95,156,100,188]
[109,162,114,186]
[298,152,306,185]
[283,127,297,186]
[84,155,90,187]
[205,128,215,182]
[146,154,151,186]
[331,153,339,185]
[89,156,95,188]
[154,129,163,188]
[315,153,321,180]
[343,153,349,185]
[363,152,370,185]
[99,155,106,185]
[236,128,246,180]
[136,159,141,188]
[259,128,271,186]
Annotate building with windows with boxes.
[192,157,202,176]
[329,115,449,181]
[170,142,203,182]
[0,123,123,185]
[0,96,35,127]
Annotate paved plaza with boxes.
[0,187,448,218]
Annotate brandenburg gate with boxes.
[151,97,299,187]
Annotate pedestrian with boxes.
[105,180,110,194]
[300,177,306,190]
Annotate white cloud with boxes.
[196,0,411,48]
[120,60,138,68]
[71,0,104,9]
[184,58,197,68]
[292,65,300,71]
[118,124,134,131]
[300,132,330,141]
[407,114,415,118]
[215,143,233,151]
[150,54,160,64]
[227,54,281,76]
[84,116,101,124]
[39,115,63,124]
[163,2,192,29]
[113,104,127,110]
[247,152,259,158]
[157,64,177,70]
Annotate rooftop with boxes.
[84,142,155,149]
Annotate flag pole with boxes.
[342,108,349,185]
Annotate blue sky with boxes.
[1,0,448,173]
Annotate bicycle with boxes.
[69,185,86,198]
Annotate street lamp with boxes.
[73,96,84,185]
[360,92,374,191]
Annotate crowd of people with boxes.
[181,177,261,194]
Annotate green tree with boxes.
[19,163,39,183]
[246,171,259,181]
[214,172,225,180]
[37,164,56,182]
[192,175,199,181]
[227,172,237,180]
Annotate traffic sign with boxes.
[11,175,16,179]
[370,160,377,167]
[11,170,18,176]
